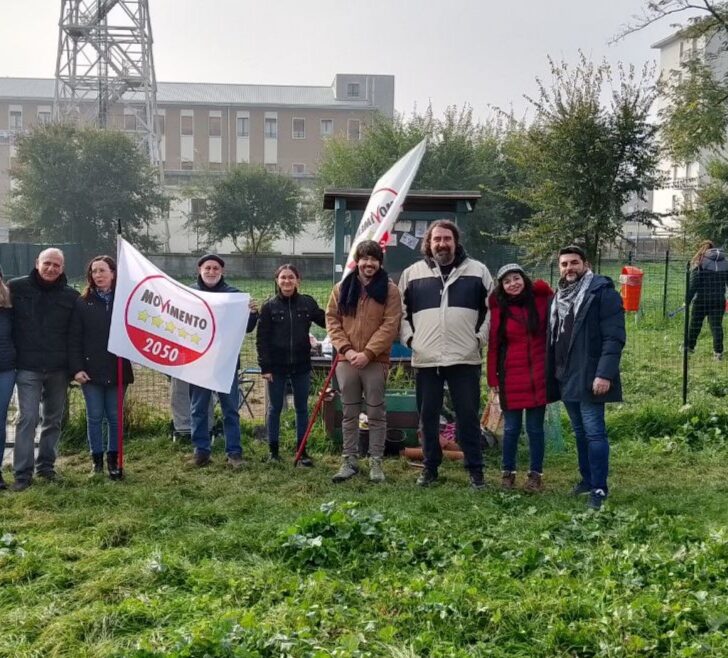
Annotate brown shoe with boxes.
[226,454,244,470]
[501,471,516,490]
[193,452,211,467]
[524,471,544,493]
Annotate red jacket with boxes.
[487,279,553,411]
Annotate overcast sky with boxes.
[0,0,701,120]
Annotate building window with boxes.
[292,118,305,139]
[236,116,249,137]
[9,111,22,131]
[156,115,165,134]
[181,160,193,171]
[208,161,223,171]
[671,194,680,212]
[264,163,277,173]
[181,115,193,136]
[347,119,361,141]
[209,115,221,137]
[190,198,207,219]
[292,163,305,176]
[123,113,137,131]
[347,82,360,98]
[37,111,51,125]
[264,117,277,138]
[320,119,333,137]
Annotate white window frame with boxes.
[292,163,306,176]
[292,117,305,139]
[236,116,249,137]
[347,82,360,98]
[264,117,278,139]
[320,118,333,137]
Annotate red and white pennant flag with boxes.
[341,139,426,280]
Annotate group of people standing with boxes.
[0,223,631,511]
[0,248,128,491]
[279,220,626,511]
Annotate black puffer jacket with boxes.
[9,270,79,372]
[0,307,15,372]
[257,291,325,375]
[69,290,134,386]
[688,248,728,308]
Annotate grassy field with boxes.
[2,427,728,657]
[3,261,727,656]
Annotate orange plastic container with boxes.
[619,265,643,312]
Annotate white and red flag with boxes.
[341,139,426,280]
[108,237,250,392]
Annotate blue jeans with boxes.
[266,371,311,450]
[563,400,609,492]
[501,405,546,473]
[0,369,16,465]
[82,383,125,454]
[190,374,241,457]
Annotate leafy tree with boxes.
[8,123,165,257]
[508,55,663,263]
[683,159,728,244]
[194,164,306,256]
[313,106,531,254]
[618,3,728,243]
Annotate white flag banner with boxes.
[341,139,426,280]
[109,237,250,393]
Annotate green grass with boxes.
[2,426,728,657]
[15,260,723,656]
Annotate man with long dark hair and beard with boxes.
[399,220,493,490]
[546,245,625,511]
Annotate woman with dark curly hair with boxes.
[487,264,553,492]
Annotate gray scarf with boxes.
[550,269,594,337]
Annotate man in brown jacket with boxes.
[326,240,402,483]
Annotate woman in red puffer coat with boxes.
[487,264,553,493]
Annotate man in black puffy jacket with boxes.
[9,248,79,490]
[188,254,258,469]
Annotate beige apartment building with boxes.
[0,73,394,253]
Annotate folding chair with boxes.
[238,367,260,417]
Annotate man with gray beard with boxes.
[399,220,493,490]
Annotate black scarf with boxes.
[338,267,389,317]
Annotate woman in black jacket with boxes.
[0,269,15,490]
[69,255,133,479]
[256,264,325,464]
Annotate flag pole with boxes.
[116,219,125,479]
[294,354,339,465]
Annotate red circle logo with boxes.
[124,275,216,366]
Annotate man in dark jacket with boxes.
[547,245,625,511]
[9,248,79,490]
[189,254,258,468]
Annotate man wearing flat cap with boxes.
[546,245,625,511]
[189,254,258,468]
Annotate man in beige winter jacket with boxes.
[326,240,402,483]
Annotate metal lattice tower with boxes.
[53,0,161,170]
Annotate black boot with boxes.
[90,453,104,477]
[267,443,281,462]
[107,452,122,480]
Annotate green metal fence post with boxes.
[662,249,670,320]
[682,261,691,405]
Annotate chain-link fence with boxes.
[5,244,725,452]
